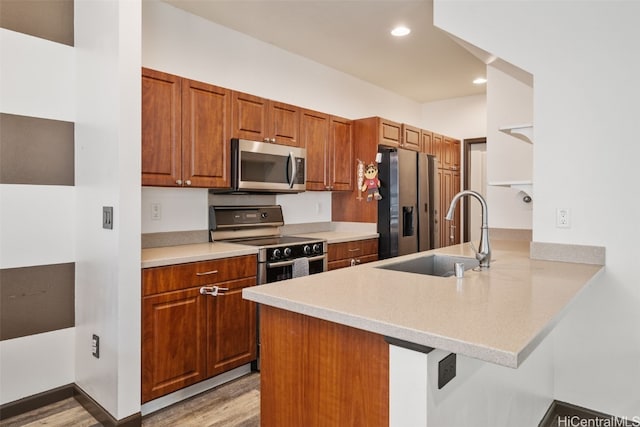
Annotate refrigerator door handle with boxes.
[402,206,415,237]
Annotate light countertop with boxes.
[141,242,258,268]
[291,231,379,244]
[141,232,378,268]
[243,240,604,368]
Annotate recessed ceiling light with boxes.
[473,77,487,85]
[391,26,411,37]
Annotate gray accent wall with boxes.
[0,114,75,186]
[0,0,74,46]
[0,263,75,340]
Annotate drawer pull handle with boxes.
[196,270,218,276]
[348,248,361,252]
[200,286,228,296]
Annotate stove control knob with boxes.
[312,243,322,254]
[272,248,281,259]
[303,245,312,255]
[283,247,292,257]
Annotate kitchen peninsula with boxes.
[243,240,604,426]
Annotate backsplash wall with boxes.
[141,187,333,235]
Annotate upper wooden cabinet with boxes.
[302,109,353,191]
[401,124,421,152]
[432,133,444,169]
[302,109,330,190]
[329,116,354,191]
[422,130,434,155]
[142,68,231,188]
[354,117,402,148]
[440,136,461,171]
[231,91,300,147]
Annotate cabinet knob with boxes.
[264,138,270,143]
[185,180,192,186]
[176,179,183,185]
[270,138,276,143]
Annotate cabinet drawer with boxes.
[142,255,257,296]
[328,239,378,262]
[328,254,379,271]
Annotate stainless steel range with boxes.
[209,205,327,371]
[209,205,327,284]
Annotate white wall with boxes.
[421,94,486,140]
[0,30,76,404]
[486,64,533,230]
[435,0,640,419]
[141,0,427,233]
[74,0,141,419]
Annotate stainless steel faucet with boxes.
[445,190,491,268]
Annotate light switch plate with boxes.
[103,206,113,229]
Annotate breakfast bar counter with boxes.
[243,240,603,368]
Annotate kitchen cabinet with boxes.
[231,91,300,147]
[441,136,461,171]
[142,68,232,188]
[401,124,422,151]
[302,109,353,191]
[328,238,378,270]
[355,117,402,148]
[142,255,257,403]
[422,130,434,156]
[433,133,444,168]
[301,109,330,190]
[329,116,354,191]
[438,169,461,247]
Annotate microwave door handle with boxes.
[288,151,296,189]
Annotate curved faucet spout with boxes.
[445,190,491,268]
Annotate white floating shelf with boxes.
[499,124,533,144]
[489,181,533,201]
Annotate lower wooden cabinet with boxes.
[328,238,378,270]
[142,255,257,403]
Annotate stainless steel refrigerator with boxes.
[377,147,440,259]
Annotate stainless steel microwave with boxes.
[231,138,306,193]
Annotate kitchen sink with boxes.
[376,254,479,277]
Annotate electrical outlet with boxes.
[438,353,456,389]
[92,334,100,359]
[151,203,161,221]
[556,208,571,228]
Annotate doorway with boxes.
[463,138,487,243]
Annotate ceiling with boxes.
[162,0,487,103]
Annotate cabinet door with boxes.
[380,119,402,147]
[301,109,331,190]
[231,91,268,141]
[142,287,206,402]
[452,171,461,244]
[401,124,421,152]
[451,139,461,171]
[206,277,257,377]
[438,169,461,247]
[433,133,444,169]
[142,68,182,186]
[270,101,300,147]
[421,130,433,155]
[182,79,232,188]
[329,116,354,191]
[442,136,456,170]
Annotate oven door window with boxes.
[265,257,325,283]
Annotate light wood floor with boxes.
[0,373,260,427]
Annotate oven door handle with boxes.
[267,255,326,269]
